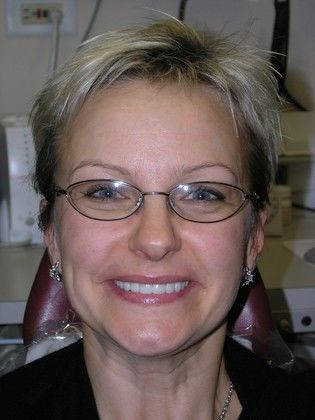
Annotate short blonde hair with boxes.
[31,19,281,230]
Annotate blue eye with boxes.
[189,187,225,201]
[84,184,123,200]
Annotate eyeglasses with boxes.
[54,179,260,223]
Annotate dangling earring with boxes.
[242,267,254,287]
[49,261,62,282]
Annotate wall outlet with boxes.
[21,3,63,25]
[5,0,76,36]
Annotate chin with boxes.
[110,324,192,358]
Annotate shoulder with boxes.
[225,338,315,419]
[0,339,83,390]
[0,340,97,419]
[246,369,315,419]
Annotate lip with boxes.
[107,275,195,305]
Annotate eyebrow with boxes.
[70,160,237,180]
[181,162,237,179]
[70,160,133,177]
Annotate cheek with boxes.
[191,217,247,275]
[56,206,125,280]
[56,212,127,319]
[185,216,248,316]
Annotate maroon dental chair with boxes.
[22,250,288,365]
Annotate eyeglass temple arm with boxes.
[245,192,260,201]
[54,187,67,196]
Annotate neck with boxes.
[83,325,238,420]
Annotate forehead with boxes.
[59,81,245,186]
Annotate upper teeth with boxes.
[114,281,189,294]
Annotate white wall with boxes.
[0,0,314,116]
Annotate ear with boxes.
[41,198,61,265]
[44,224,61,265]
[246,208,267,269]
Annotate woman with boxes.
[1,19,314,419]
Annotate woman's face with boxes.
[46,81,265,356]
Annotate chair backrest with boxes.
[23,249,75,345]
[23,249,276,355]
[230,268,276,356]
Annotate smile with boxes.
[114,280,189,294]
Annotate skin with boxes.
[45,81,266,419]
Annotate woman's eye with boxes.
[85,185,124,200]
[189,187,225,202]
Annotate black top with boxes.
[0,338,314,419]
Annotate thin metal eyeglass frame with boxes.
[54,179,260,223]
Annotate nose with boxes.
[128,195,181,261]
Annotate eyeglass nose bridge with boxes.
[137,191,173,212]
[142,191,170,198]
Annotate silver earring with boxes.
[49,261,62,282]
[242,267,254,287]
